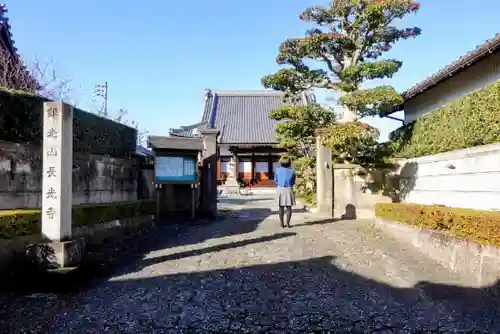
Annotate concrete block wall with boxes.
[398,142,500,211]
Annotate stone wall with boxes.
[138,169,154,200]
[397,142,500,211]
[0,140,138,210]
[325,142,500,218]
[332,164,394,219]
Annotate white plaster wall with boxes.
[399,142,500,211]
[405,53,500,123]
[255,162,268,172]
[238,159,252,172]
[220,161,228,173]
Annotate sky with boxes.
[7,0,500,142]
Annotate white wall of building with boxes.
[404,53,500,123]
[255,162,268,173]
[399,142,500,211]
[239,159,252,173]
[220,161,228,173]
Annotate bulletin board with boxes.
[154,155,197,183]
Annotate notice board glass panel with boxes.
[155,155,197,181]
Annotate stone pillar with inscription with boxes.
[41,101,73,240]
[27,101,83,269]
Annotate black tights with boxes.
[278,206,292,227]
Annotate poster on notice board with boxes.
[155,155,197,182]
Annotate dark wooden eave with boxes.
[148,136,203,151]
[224,143,280,149]
[223,143,285,155]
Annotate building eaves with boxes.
[148,136,203,151]
[383,33,500,116]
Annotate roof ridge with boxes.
[213,90,285,96]
[403,33,500,99]
[0,4,19,59]
[149,135,201,141]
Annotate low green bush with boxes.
[390,80,500,158]
[0,200,155,239]
[375,202,500,247]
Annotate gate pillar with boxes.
[315,129,334,218]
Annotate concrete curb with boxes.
[375,218,500,286]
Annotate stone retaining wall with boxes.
[0,140,138,210]
[375,218,500,286]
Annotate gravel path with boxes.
[2,195,500,332]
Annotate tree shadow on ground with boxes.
[291,218,340,228]
[0,205,279,295]
[218,197,272,206]
[2,255,500,332]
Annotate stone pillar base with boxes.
[221,185,240,195]
[225,176,238,185]
[219,176,240,196]
[26,238,85,269]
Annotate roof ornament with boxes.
[204,89,211,101]
[0,4,6,25]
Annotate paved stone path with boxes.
[2,195,500,332]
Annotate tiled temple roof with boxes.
[0,4,19,59]
[385,33,500,115]
[174,90,312,146]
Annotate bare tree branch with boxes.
[110,108,149,146]
[0,48,74,103]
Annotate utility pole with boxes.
[93,82,108,116]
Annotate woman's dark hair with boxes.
[279,157,291,168]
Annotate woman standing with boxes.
[273,157,296,228]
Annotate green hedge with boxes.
[0,200,155,239]
[375,202,500,247]
[390,80,500,158]
[0,88,137,158]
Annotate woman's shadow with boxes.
[340,204,357,220]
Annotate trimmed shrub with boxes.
[0,200,155,239]
[292,156,317,205]
[390,80,500,158]
[0,87,137,158]
[375,202,500,247]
